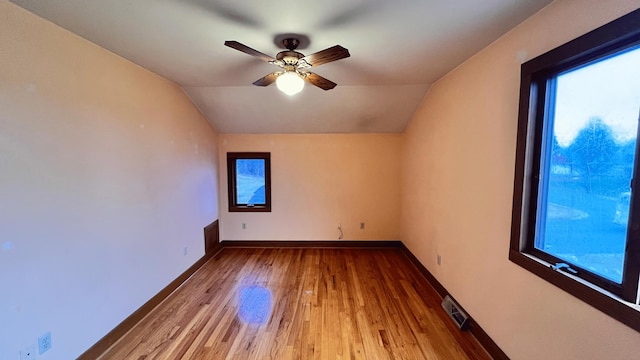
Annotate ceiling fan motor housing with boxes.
[276,50,304,65]
[277,38,305,67]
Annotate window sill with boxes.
[509,250,640,331]
[228,205,271,213]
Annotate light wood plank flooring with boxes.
[98,248,490,359]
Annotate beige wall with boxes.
[0,3,219,359]
[401,0,640,359]
[219,134,401,241]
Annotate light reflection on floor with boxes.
[237,285,272,324]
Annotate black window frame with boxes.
[227,152,271,212]
[510,8,640,332]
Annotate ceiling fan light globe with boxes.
[276,72,304,95]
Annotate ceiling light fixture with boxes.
[276,71,304,96]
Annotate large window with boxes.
[227,152,271,212]
[510,9,640,330]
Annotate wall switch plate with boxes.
[20,345,36,360]
[242,223,246,229]
[38,331,51,354]
[183,246,188,256]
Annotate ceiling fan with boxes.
[224,38,350,95]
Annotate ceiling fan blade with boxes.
[224,41,276,63]
[300,45,350,67]
[304,72,337,90]
[253,72,281,87]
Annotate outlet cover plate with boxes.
[38,331,52,354]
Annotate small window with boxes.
[227,152,271,212]
[510,9,640,331]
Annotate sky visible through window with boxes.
[554,46,640,146]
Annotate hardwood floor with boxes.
[98,248,490,359]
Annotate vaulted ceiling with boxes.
[10,0,553,133]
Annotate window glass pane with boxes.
[235,159,266,205]
[536,46,640,284]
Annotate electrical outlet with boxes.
[183,246,188,256]
[20,345,36,360]
[242,223,246,230]
[437,254,442,266]
[360,222,365,229]
[38,332,51,354]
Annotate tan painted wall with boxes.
[0,3,219,359]
[401,0,640,359]
[219,134,401,241]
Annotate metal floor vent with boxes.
[441,295,469,330]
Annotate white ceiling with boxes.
[10,0,552,134]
